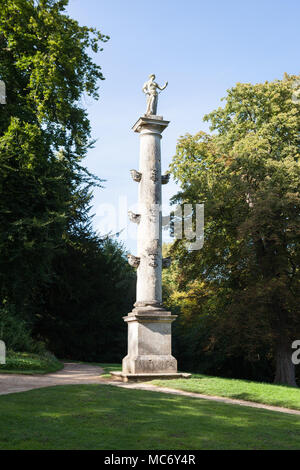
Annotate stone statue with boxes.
[142,74,168,116]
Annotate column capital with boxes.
[132,115,170,134]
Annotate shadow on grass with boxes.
[151,375,300,411]
[0,384,299,450]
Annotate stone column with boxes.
[111,114,190,382]
[135,116,166,309]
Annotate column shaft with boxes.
[136,127,162,307]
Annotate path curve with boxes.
[0,362,104,395]
[110,381,300,416]
[1,363,300,416]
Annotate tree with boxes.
[34,231,136,362]
[169,75,300,386]
[0,0,108,314]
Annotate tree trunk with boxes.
[274,341,297,387]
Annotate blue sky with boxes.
[66,0,299,253]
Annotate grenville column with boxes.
[111,75,190,382]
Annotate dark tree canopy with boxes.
[167,75,300,386]
[0,0,108,303]
[0,1,134,362]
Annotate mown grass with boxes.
[93,363,300,411]
[150,373,300,411]
[0,384,299,450]
[98,363,121,378]
[96,363,300,411]
[0,351,63,375]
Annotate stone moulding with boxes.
[123,313,177,323]
[134,300,163,308]
[110,371,191,383]
[132,116,170,134]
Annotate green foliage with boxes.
[0,0,108,155]
[0,1,134,362]
[0,0,99,298]
[34,233,136,362]
[0,119,71,305]
[167,75,300,385]
[0,0,108,309]
[0,303,41,352]
[0,350,62,374]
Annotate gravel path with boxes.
[0,362,104,395]
[0,363,299,416]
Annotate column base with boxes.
[110,371,191,383]
[121,309,179,376]
[122,353,177,374]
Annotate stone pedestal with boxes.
[122,312,177,374]
[111,114,191,382]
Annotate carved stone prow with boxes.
[128,210,141,224]
[130,169,142,182]
[161,172,170,185]
[127,254,140,268]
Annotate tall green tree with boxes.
[169,75,300,386]
[0,0,108,313]
[35,231,135,362]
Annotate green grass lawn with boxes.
[151,374,300,411]
[0,351,63,375]
[0,384,299,450]
[98,362,121,377]
[97,364,300,412]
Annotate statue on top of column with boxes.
[142,74,168,116]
